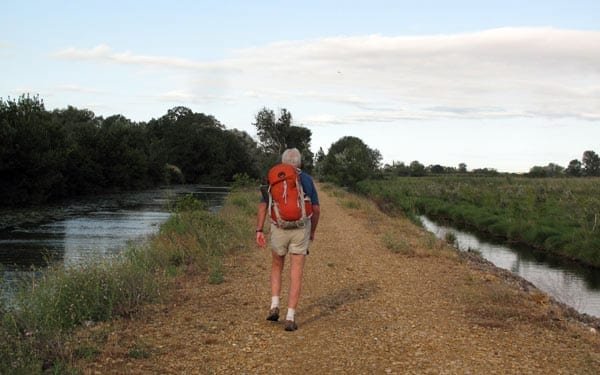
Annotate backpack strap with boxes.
[297,172,307,220]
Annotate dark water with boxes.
[420,216,600,318]
[0,185,229,294]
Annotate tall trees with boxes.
[99,115,150,189]
[0,95,69,203]
[254,108,289,156]
[147,106,260,184]
[54,106,104,194]
[253,107,314,171]
[0,98,263,206]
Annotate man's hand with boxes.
[256,231,266,247]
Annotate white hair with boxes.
[281,148,302,168]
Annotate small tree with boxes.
[546,163,564,177]
[529,166,547,178]
[314,147,326,180]
[582,150,600,177]
[409,160,425,176]
[566,159,582,177]
[428,164,445,174]
[321,136,381,187]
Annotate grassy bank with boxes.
[356,176,600,267]
[0,189,256,373]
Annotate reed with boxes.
[357,176,600,267]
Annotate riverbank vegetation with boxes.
[0,189,256,373]
[355,176,600,267]
[0,96,316,206]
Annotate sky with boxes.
[1,0,599,173]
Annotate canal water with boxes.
[420,216,600,318]
[0,185,229,297]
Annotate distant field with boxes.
[356,176,600,267]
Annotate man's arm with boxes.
[310,204,320,241]
[256,202,268,247]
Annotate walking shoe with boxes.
[284,320,298,331]
[266,307,279,322]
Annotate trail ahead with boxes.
[80,186,600,374]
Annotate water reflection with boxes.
[0,185,228,293]
[61,210,171,266]
[420,216,600,318]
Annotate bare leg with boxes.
[271,252,285,298]
[288,254,306,310]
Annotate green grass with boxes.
[382,232,412,255]
[0,189,255,373]
[445,232,457,246]
[341,199,361,210]
[357,176,600,267]
[127,341,152,359]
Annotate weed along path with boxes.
[78,184,600,374]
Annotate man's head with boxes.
[281,148,302,168]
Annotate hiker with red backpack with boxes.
[255,148,320,331]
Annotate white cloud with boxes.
[52,28,600,123]
[56,84,105,94]
[53,44,232,72]
[156,90,235,104]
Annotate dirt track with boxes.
[80,185,600,374]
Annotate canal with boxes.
[420,216,600,318]
[0,185,229,298]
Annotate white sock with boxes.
[286,308,296,321]
[270,296,280,309]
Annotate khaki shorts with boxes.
[270,222,311,256]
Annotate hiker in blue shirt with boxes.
[255,148,320,331]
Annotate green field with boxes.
[356,176,600,267]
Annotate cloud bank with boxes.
[54,27,600,124]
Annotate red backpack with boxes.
[267,164,311,228]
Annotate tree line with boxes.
[314,137,600,188]
[528,151,600,178]
[313,137,505,187]
[0,97,324,206]
[0,95,269,206]
[3,95,596,206]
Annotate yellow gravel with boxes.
[79,185,600,374]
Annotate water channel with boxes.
[0,185,229,298]
[420,216,600,318]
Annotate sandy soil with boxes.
[77,185,600,374]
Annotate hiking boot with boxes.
[284,320,298,331]
[266,307,279,322]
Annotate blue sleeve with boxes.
[259,184,268,203]
[300,173,319,205]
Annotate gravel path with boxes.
[81,186,600,374]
